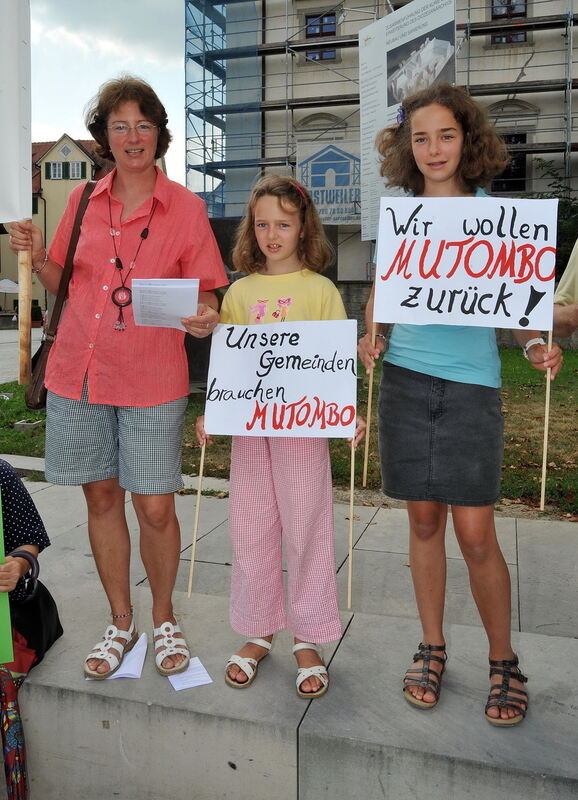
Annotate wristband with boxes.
[32,249,48,274]
[375,333,386,341]
[523,337,546,360]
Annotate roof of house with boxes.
[32,136,114,193]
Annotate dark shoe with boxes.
[403,642,447,709]
[485,655,528,726]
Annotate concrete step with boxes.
[20,583,578,800]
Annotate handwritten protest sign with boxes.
[374,196,558,330]
[204,320,357,437]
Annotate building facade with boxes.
[185,0,578,283]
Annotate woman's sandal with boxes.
[485,655,528,726]
[84,620,139,680]
[224,637,272,688]
[153,621,191,677]
[403,642,447,709]
[293,643,329,699]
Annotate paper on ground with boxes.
[168,656,213,690]
[132,279,199,330]
[85,632,148,680]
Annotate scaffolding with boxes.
[185,0,578,220]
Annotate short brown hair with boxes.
[376,83,509,195]
[232,175,334,274]
[84,75,172,161]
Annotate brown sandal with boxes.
[403,642,447,709]
[485,655,528,726]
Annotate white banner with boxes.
[374,196,558,330]
[359,0,455,240]
[204,320,358,437]
[0,0,31,223]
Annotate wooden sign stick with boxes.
[539,330,554,512]
[18,242,32,385]
[347,438,356,610]
[362,322,377,487]
[187,442,206,598]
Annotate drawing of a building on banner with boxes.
[297,143,361,225]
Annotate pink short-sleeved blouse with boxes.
[46,168,227,406]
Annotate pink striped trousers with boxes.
[228,436,342,643]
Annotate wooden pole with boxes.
[362,322,377,487]
[539,331,554,512]
[17,245,32,385]
[187,443,206,598]
[347,438,355,609]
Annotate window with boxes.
[305,11,337,62]
[306,48,337,61]
[491,133,527,192]
[491,1,527,44]
[46,161,62,180]
[69,161,85,179]
[305,12,336,38]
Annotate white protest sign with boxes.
[374,196,558,330]
[204,320,357,437]
[0,0,31,222]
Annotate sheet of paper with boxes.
[85,632,148,680]
[132,279,199,331]
[168,656,213,690]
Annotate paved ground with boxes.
[0,327,43,383]
[1,331,577,798]
[4,453,577,800]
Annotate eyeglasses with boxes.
[107,123,157,136]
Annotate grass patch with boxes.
[499,348,578,513]
[1,349,576,513]
[0,382,46,458]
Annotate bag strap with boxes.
[45,180,97,339]
[7,549,39,580]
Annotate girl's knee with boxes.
[410,516,445,542]
[458,530,499,565]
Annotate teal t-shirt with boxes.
[384,188,501,388]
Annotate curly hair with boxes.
[84,75,172,162]
[232,175,334,274]
[376,83,509,195]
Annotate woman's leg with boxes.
[404,500,448,703]
[131,491,185,671]
[83,478,132,675]
[451,505,525,721]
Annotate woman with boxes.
[358,84,562,725]
[9,76,227,679]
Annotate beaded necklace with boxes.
[108,196,159,331]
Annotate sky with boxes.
[30,0,188,186]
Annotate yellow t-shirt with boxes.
[555,239,578,306]
[220,269,347,324]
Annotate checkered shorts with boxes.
[45,385,188,494]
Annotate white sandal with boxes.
[84,620,139,680]
[224,637,272,689]
[293,642,329,698]
[153,621,190,676]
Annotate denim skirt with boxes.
[378,362,504,506]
